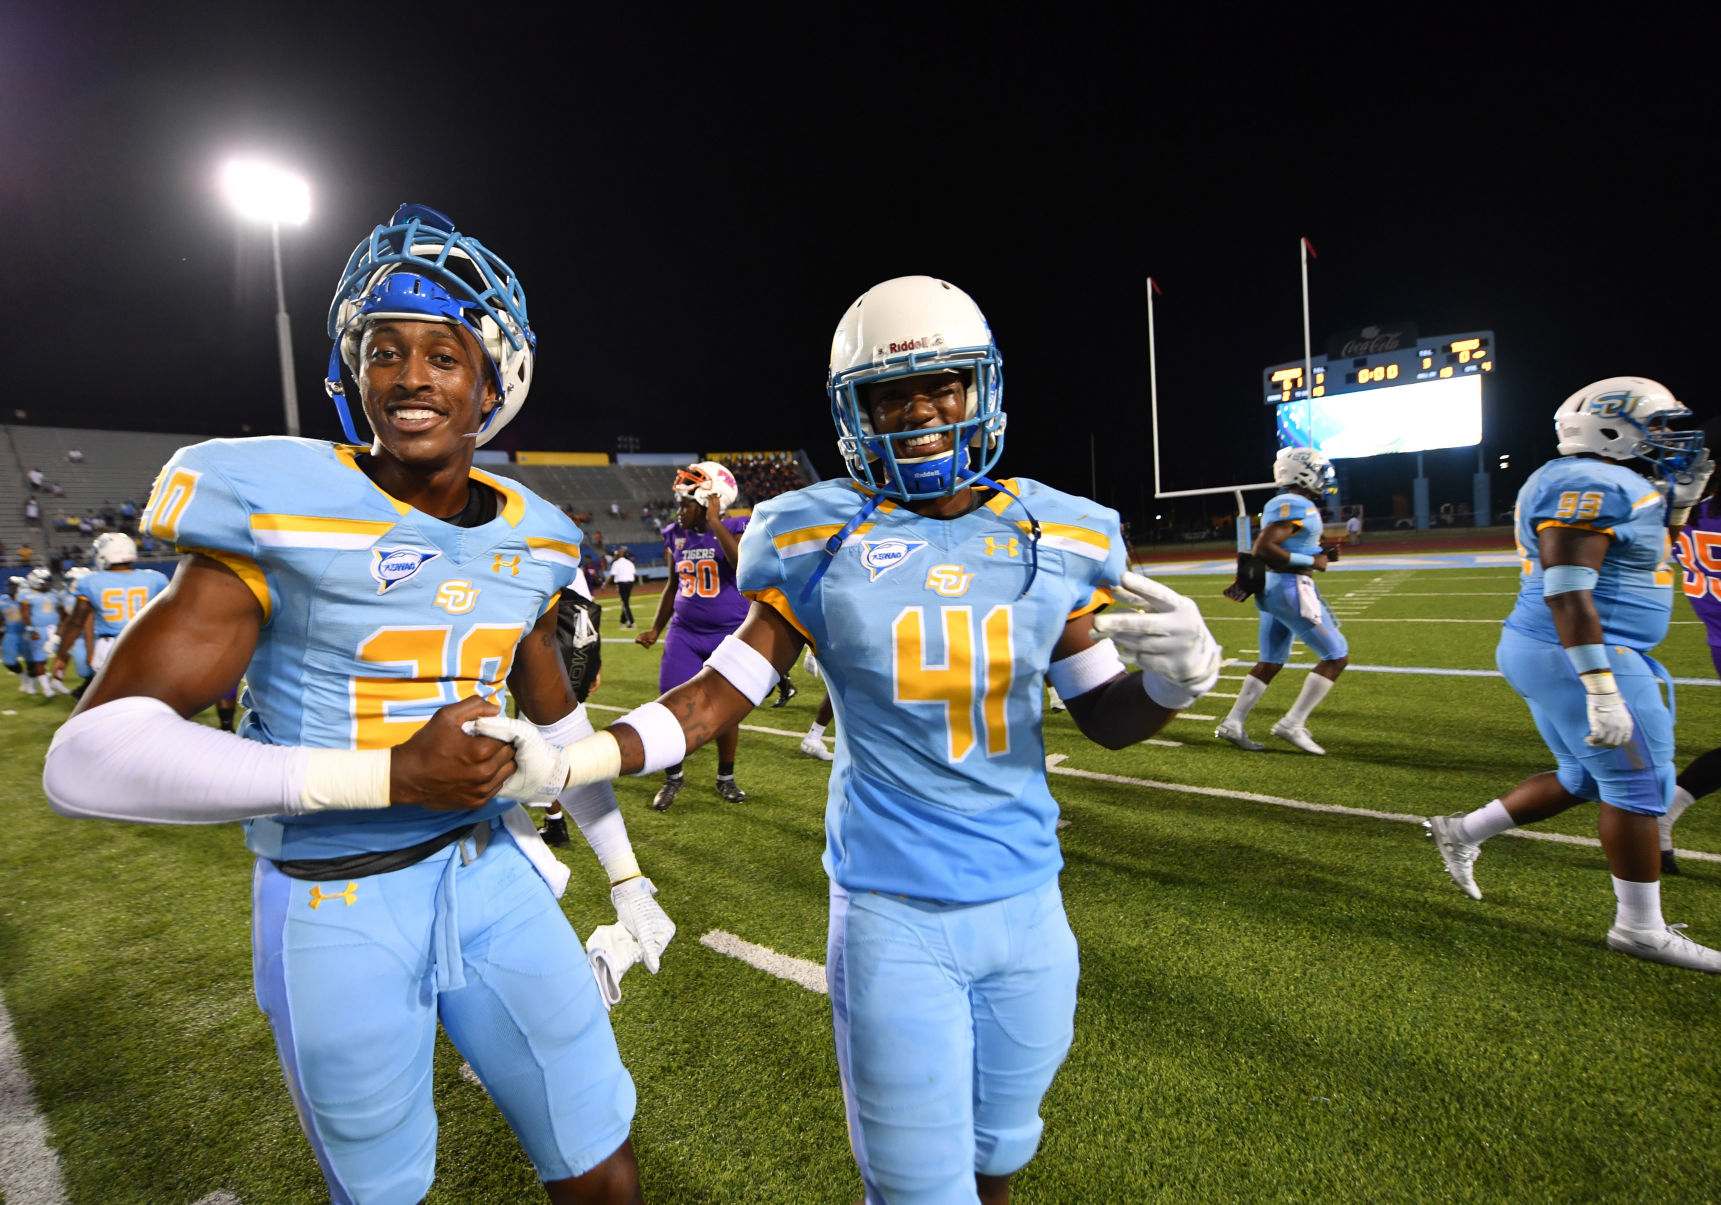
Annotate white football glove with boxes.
[464,714,625,799]
[42,633,60,658]
[1089,571,1223,710]
[1581,673,1633,748]
[1668,449,1714,526]
[585,923,644,1009]
[611,876,676,974]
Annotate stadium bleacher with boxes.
[1,426,817,572]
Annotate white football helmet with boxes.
[827,275,1005,500]
[673,461,739,510]
[65,566,93,586]
[1554,376,1702,471]
[325,204,534,448]
[1273,446,1335,494]
[93,531,138,570]
[25,568,52,591]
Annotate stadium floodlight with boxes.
[221,158,309,436]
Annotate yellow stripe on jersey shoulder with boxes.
[250,514,397,552]
[774,521,879,557]
[745,587,816,651]
[526,536,581,568]
[1017,519,1111,560]
[1632,490,1664,511]
[183,546,272,622]
[1535,519,1617,537]
[470,469,528,526]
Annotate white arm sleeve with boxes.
[44,696,308,824]
[535,705,642,883]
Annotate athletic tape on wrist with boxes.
[1564,643,1611,675]
[1671,506,1694,527]
[1543,565,1599,596]
[705,633,780,707]
[533,703,595,746]
[1287,551,1314,568]
[616,701,687,775]
[1046,637,1126,701]
[1580,670,1619,696]
[301,748,393,811]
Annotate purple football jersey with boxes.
[1676,496,1721,646]
[663,516,750,633]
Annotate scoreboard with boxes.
[1263,331,1496,406]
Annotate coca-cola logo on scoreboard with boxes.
[1326,323,1419,360]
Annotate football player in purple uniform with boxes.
[1665,417,1721,872]
[634,461,750,810]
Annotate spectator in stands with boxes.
[1346,513,1363,545]
[17,542,34,564]
[49,481,64,498]
[24,497,40,522]
[27,468,43,490]
[67,449,84,463]
[609,501,621,517]
[0,539,6,563]
[77,514,92,534]
[640,504,653,522]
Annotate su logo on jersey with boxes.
[435,580,481,614]
[925,564,975,597]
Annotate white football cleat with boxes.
[1425,813,1482,900]
[1270,719,1325,755]
[1214,720,1265,752]
[800,734,834,761]
[1606,923,1721,973]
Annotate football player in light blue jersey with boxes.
[18,567,72,697]
[51,567,93,686]
[1215,446,1349,755]
[474,276,1224,1205]
[44,205,671,1203]
[1426,377,1721,972]
[55,536,166,689]
[2,577,26,685]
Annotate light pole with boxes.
[221,160,310,436]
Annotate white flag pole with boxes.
[1300,236,1315,449]
[1147,276,1161,496]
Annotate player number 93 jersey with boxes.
[140,436,584,862]
[1505,455,1673,650]
[737,478,1123,905]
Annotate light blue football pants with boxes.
[252,819,634,1204]
[827,876,1079,1205]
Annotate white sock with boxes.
[1660,786,1695,850]
[1282,673,1334,726]
[1612,876,1664,931]
[1457,799,1515,845]
[807,722,827,740]
[35,675,52,695]
[1225,675,1269,725]
[544,805,564,821]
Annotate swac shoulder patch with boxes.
[370,547,441,594]
[860,538,927,581]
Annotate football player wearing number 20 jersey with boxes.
[43,205,669,1203]
[1427,377,1721,973]
[470,276,1225,1205]
[633,460,750,811]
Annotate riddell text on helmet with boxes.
[888,337,934,354]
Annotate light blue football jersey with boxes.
[19,588,59,630]
[1504,455,1672,650]
[2,596,24,632]
[1261,492,1326,557]
[76,568,170,637]
[140,437,583,861]
[737,478,1124,904]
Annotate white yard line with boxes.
[1041,762,1721,864]
[0,984,68,1205]
[700,930,827,994]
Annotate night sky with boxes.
[4,9,1710,530]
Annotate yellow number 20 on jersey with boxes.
[351,623,525,749]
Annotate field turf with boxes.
[2,563,1718,1203]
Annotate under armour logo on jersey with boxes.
[493,554,521,576]
[860,538,927,581]
[370,547,442,595]
[435,580,481,614]
[308,882,358,909]
[983,536,1019,557]
[925,564,975,597]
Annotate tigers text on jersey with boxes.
[1675,495,1721,646]
[76,568,170,637]
[737,478,1122,904]
[1506,455,1672,650]
[662,516,749,633]
[1262,492,1327,557]
[141,437,583,862]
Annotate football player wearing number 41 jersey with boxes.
[1427,377,1721,973]
[468,276,1225,1205]
[43,204,668,1203]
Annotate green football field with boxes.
[3,562,1719,1203]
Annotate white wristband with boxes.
[616,700,688,774]
[301,748,393,811]
[705,633,780,706]
[1045,637,1126,701]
